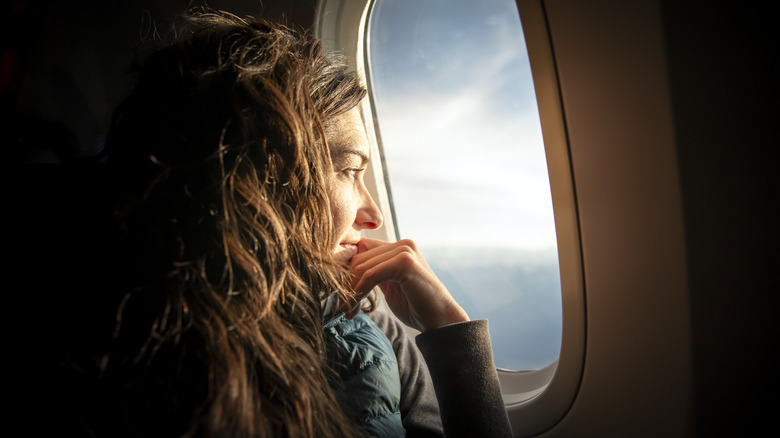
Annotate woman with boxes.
[92,10,510,438]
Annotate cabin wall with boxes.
[539,0,692,435]
[537,0,776,436]
[7,0,318,160]
[661,1,777,435]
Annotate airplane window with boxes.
[367,0,562,371]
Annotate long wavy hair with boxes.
[97,11,367,438]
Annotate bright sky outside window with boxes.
[367,0,562,371]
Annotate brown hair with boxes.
[98,10,367,437]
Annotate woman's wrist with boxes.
[421,302,470,332]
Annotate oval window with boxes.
[367,0,562,371]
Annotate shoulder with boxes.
[324,311,400,388]
[325,311,405,436]
[325,311,397,365]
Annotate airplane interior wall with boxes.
[4,0,317,161]
[660,1,777,435]
[538,0,776,435]
[538,1,692,435]
[545,0,780,436]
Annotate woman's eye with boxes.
[343,168,362,179]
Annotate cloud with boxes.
[370,48,556,249]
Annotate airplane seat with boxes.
[6,114,82,164]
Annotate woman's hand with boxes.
[344,238,469,332]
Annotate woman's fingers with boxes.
[336,238,399,315]
[351,242,417,293]
[355,237,391,253]
[348,238,469,332]
[351,249,413,296]
[355,238,432,269]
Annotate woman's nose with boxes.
[356,191,383,230]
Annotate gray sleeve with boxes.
[368,307,444,438]
[415,319,513,438]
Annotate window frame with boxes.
[314,0,585,435]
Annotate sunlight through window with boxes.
[367,0,562,371]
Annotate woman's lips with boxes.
[335,242,359,261]
[340,243,358,254]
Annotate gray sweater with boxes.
[369,309,513,438]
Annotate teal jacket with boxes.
[324,310,405,437]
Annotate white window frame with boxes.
[314,1,585,435]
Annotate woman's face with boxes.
[325,107,383,263]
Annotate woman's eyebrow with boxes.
[333,148,369,165]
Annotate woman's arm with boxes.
[349,238,512,438]
[416,320,512,438]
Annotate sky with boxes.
[367,0,562,370]
[368,0,557,251]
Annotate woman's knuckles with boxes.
[396,238,419,252]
